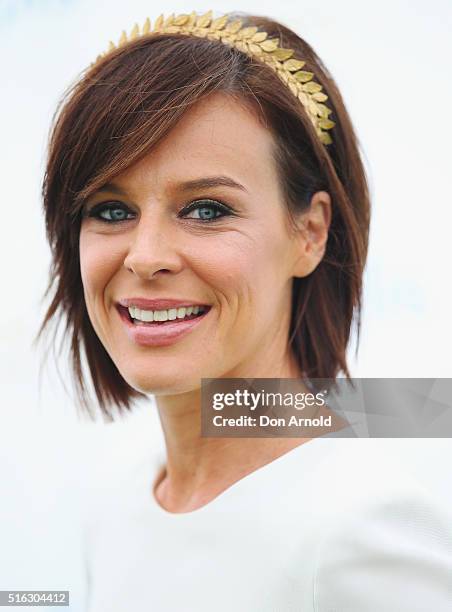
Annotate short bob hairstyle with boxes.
[37,13,370,420]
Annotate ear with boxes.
[290,191,332,278]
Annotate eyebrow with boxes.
[93,183,127,196]
[177,176,248,193]
[94,175,248,197]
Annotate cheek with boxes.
[207,227,293,333]
[187,230,279,310]
[79,232,123,301]
[190,235,256,291]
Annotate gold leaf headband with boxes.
[92,10,335,146]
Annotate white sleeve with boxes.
[313,486,452,612]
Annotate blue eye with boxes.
[86,202,135,223]
[182,199,232,222]
[84,199,233,224]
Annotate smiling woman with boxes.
[35,9,452,612]
[76,92,335,396]
[38,13,368,413]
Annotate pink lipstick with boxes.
[116,302,211,347]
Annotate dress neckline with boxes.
[149,437,338,518]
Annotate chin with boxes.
[122,368,203,396]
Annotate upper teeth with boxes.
[128,305,204,322]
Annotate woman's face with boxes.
[79,93,314,394]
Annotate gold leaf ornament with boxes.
[236,26,258,40]
[225,19,242,33]
[142,18,151,34]
[294,70,314,83]
[283,58,305,72]
[304,81,322,93]
[154,14,164,30]
[260,38,279,52]
[211,14,229,30]
[271,48,294,61]
[91,10,336,145]
[196,10,213,28]
[251,31,268,43]
[163,13,175,27]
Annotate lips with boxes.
[116,303,211,347]
[117,304,210,325]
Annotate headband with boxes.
[92,10,335,146]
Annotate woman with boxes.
[37,10,452,611]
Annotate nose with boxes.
[123,211,183,280]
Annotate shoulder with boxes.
[307,440,452,611]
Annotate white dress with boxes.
[84,436,452,611]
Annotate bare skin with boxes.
[79,92,331,514]
[153,354,314,513]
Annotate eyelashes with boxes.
[181,199,233,222]
[83,199,234,224]
[84,202,134,223]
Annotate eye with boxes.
[181,199,233,222]
[85,202,135,223]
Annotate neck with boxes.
[153,346,311,513]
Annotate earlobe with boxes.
[291,191,331,278]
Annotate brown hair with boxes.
[35,13,370,420]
